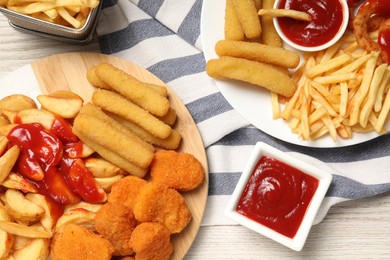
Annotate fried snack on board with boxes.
[0,94,36,112]
[95,202,138,256]
[133,182,191,234]
[130,222,173,260]
[108,176,148,211]
[50,224,114,260]
[224,0,245,40]
[206,56,297,97]
[95,62,170,117]
[215,40,300,68]
[92,89,172,139]
[232,0,262,39]
[73,113,154,169]
[150,150,205,191]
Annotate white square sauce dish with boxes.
[225,142,332,251]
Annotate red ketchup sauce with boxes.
[236,156,319,238]
[7,119,105,219]
[277,0,344,47]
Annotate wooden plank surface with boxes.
[31,52,208,260]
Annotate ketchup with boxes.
[7,120,105,218]
[277,0,344,47]
[236,156,319,238]
[379,28,390,63]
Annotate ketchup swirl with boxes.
[236,156,319,238]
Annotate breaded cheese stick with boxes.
[78,103,155,153]
[215,40,300,68]
[87,66,111,89]
[232,0,262,39]
[206,56,297,97]
[225,0,245,41]
[92,89,172,139]
[73,129,147,178]
[73,113,154,169]
[261,0,282,47]
[155,107,177,126]
[108,112,182,150]
[95,63,169,116]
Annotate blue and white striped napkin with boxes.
[96,0,390,225]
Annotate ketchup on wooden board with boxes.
[277,0,344,47]
[236,156,319,238]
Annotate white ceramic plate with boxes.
[200,0,387,148]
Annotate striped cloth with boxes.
[96,0,390,226]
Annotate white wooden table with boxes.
[1,14,390,259]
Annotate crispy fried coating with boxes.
[225,0,245,41]
[130,222,173,260]
[50,224,114,260]
[108,176,148,211]
[133,182,191,233]
[95,202,138,256]
[150,150,204,191]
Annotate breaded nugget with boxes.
[206,56,297,97]
[95,202,138,256]
[150,150,204,191]
[215,40,300,68]
[108,176,148,211]
[50,224,114,260]
[130,222,173,260]
[133,182,191,233]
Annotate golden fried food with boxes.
[92,89,172,139]
[133,182,191,233]
[155,107,177,126]
[86,66,111,90]
[215,40,300,68]
[73,113,154,169]
[129,222,173,260]
[95,63,170,117]
[261,0,282,47]
[109,113,182,150]
[206,56,297,97]
[0,94,36,112]
[50,224,114,260]
[95,202,138,256]
[150,150,204,191]
[224,0,245,40]
[73,129,148,178]
[108,176,148,211]
[232,0,262,39]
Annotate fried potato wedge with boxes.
[0,146,20,184]
[95,175,124,192]
[84,157,126,178]
[55,208,96,232]
[4,189,44,223]
[25,193,55,233]
[0,94,36,112]
[16,109,55,130]
[0,221,52,238]
[0,205,13,260]
[37,92,83,119]
[1,173,38,193]
[12,238,49,260]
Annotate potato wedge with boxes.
[16,109,55,130]
[4,189,44,223]
[84,157,126,178]
[1,109,17,124]
[12,238,49,260]
[1,173,38,193]
[55,208,96,232]
[63,201,102,214]
[0,205,13,260]
[0,95,36,112]
[95,175,124,192]
[37,92,83,119]
[0,136,9,156]
[25,194,54,233]
[0,221,51,238]
[0,124,18,137]
[0,146,20,184]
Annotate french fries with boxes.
[2,0,99,29]
[257,8,311,21]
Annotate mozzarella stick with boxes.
[225,0,245,40]
[108,112,182,150]
[73,129,147,178]
[95,63,169,116]
[73,113,154,169]
[232,0,262,39]
[86,66,111,89]
[78,103,155,153]
[261,0,282,47]
[206,56,297,97]
[215,39,300,68]
[155,107,177,126]
[92,89,172,139]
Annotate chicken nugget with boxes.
[108,176,147,211]
[130,222,173,260]
[133,182,191,233]
[150,150,204,191]
[95,202,138,256]
[50,224,114,260]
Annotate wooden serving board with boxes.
[31,52,209,259]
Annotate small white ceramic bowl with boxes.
[225,142,332,251]
[272,0,349,52]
